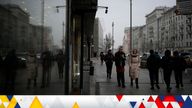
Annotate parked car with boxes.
[140,53,150,68]
[180,52,192,68]
[17,57,27,68]
[16,52,28,68]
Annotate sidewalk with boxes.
[92,58,192,95]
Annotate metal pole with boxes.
[41,0,45,52]
[80,14,84,93]
[65,0,70,95]
[112,22,114,53]
[130,0,132,52]
[62,22,65,50]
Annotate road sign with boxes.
[176,0,192,15]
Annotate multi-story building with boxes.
[123,27,130,54]
[5,4,30,53]
[0,5,15,55]
[159,6,192,52]
[0,4,30,54]
[145,6,169,51]
[140,25,147,53]
[93,18,104,56]
[0,4,53,55]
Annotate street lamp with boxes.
[130,0,132,52]
[41,0,45,52]
[112,22,114,53]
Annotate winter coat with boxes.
[27,55,38,79]
[172,55,186,71]
[161,56,173,72]
[129,54,140,79]
[104,53,114,65]
[115,51,126,72]
[147,54,161,70]
[56,53,65,67]
[115,51,126,66]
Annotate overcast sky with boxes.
[96,0,176,48]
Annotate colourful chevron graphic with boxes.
[0,96,20,108]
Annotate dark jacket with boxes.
[161,56,173,71]
[104,53,114,65]
[56,53,65,66]
[41,51,53,68]
[147,54,161,70]
[172,55,186,71]
[115,51,126,67]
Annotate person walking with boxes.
[41,49,53,88]
[100,52,105,65]
[27,50,38,89]
[172,51,186,88]
[147,50,161,90]
[104,49,114,79]
[161,50,173,92]
[115,46,126,88]
[129,49,140,89]
[56,50,65,79]
[4,49,19,93]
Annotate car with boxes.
[180,52,192,68]
[17,57,27,68]
[140,53,150,68]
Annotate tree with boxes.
[104,33,112,52]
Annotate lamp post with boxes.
[130,0,132,52]
[41,0,45,52]
[112,22,114,53]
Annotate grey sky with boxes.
[96,0,176,48]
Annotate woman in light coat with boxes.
[129,49,140,89]
[27,51,38,89]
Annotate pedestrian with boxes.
[41,49,53,88]
[129,49,140,89]
[27,50,38,89]
[161,50,173,92]
[172,50,186,88]
[115,46,126,88]
[147,50,161,90]
[3,49,19,94]
[56,50,65,79]
[100,52,105,65]
[104,49,114,79]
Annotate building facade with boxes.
[145,6,169,52]
[159,6,192,52]
[93,18,104,56]
[123,27,130,54]
[0,4,53,55]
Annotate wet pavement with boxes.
[92,58,192,95]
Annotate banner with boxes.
[0,95,192,108]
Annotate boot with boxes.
[136,78,139,89]
[131,78,133,87]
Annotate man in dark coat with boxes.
[56,50,65,79]
[104,49,114,79]
[147,50,161,90]
[115,46,126,88]
[172,51,186,88]
[161,50,173,92]
[4,49,19,93]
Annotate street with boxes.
[92,58,192,95]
